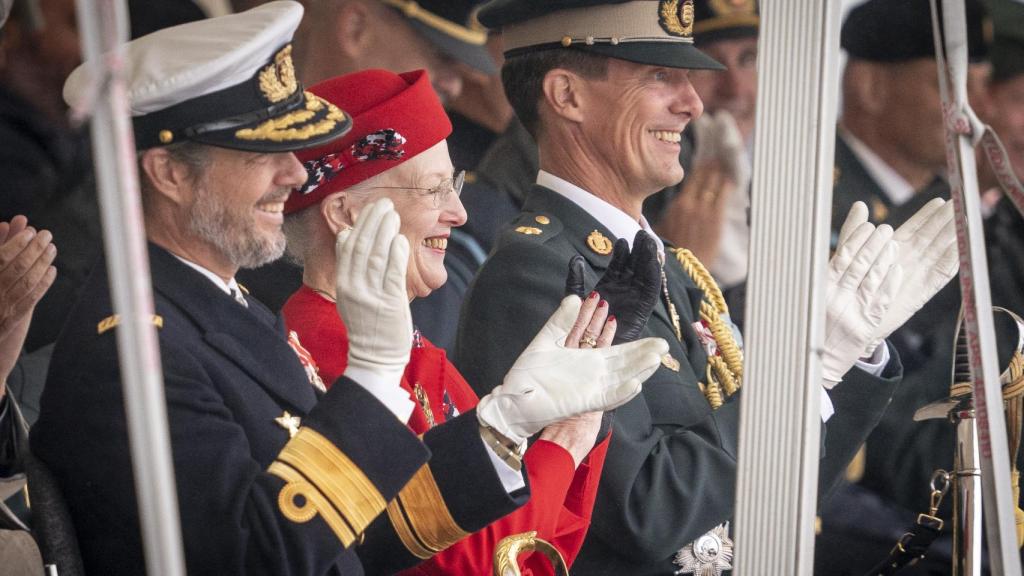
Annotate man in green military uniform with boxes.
[456,1,961,574]
[832,0,989,237]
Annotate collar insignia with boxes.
[586,230,613,255]
[659,0,695,38]
[515,226,543,235]
[258,44,298,103]
[674,523,734,576]
[274,411,302,439]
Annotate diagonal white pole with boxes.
[930,1,1022,573]
[73,1,186,574]
[732,0,842,573]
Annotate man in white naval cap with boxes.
[27,3,666,574]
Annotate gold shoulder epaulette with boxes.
[97,314,164,335]
[512,213,559,238]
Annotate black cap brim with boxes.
[405,19,497,75]
[508,42,725,71]
[188,93,353,153]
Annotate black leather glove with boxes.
[563,230,661,344]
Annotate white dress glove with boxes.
[334,198,412,388]
[822,208,902,385]
[477,295,668,444]
[838,199,958,356]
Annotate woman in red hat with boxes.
[281,69,616,575]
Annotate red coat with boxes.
[282,285,609,575]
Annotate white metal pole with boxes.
[73,1,186,574]
[733,0,842,573]
[931,1,1022,572]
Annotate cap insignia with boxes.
[351,129,406,161]
[587,230,613,255]
[659,0,695,38]
[258,44,299,104]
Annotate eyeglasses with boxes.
[369,170,465,208]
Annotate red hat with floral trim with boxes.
[285,69,452,214]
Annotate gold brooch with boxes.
[258,44,298,103]
[658,0,695,38]
[587,230,613,255]
[515,226,543,235]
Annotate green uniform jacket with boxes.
[455,185,903,575]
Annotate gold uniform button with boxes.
[159,130,174,144]
[535,215,550,225]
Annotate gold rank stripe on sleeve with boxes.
[385,464,469,559]
[269,427,387,546]
[97,314,164,335]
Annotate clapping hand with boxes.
[822,205,902,385]
[564,230,661,344]
[0,216,57,397]
[477,295,667,444]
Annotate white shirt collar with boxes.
[840,129,916,206]
[171,253,240,296]
[536,170,665,255]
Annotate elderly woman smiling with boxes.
[280,69,665,575]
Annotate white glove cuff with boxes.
[343,364,414,422]
[476,394,528,446]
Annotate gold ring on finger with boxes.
[579,333,598,348]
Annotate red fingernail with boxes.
[588,291,598,299]
[608,315,616,322]
[599,300,607,308]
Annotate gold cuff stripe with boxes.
[275,427,387,536]
[380,0,487,45]
[269,461,359,547]
[386,491,435,559]
[390,465,468,555]
[693,14,760,35]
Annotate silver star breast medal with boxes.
[673,522,733,576]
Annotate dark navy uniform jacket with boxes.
[31,244,521,575]
[456,185,904,576]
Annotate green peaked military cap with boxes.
[691,0,758,45]
[477,0,725,70]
